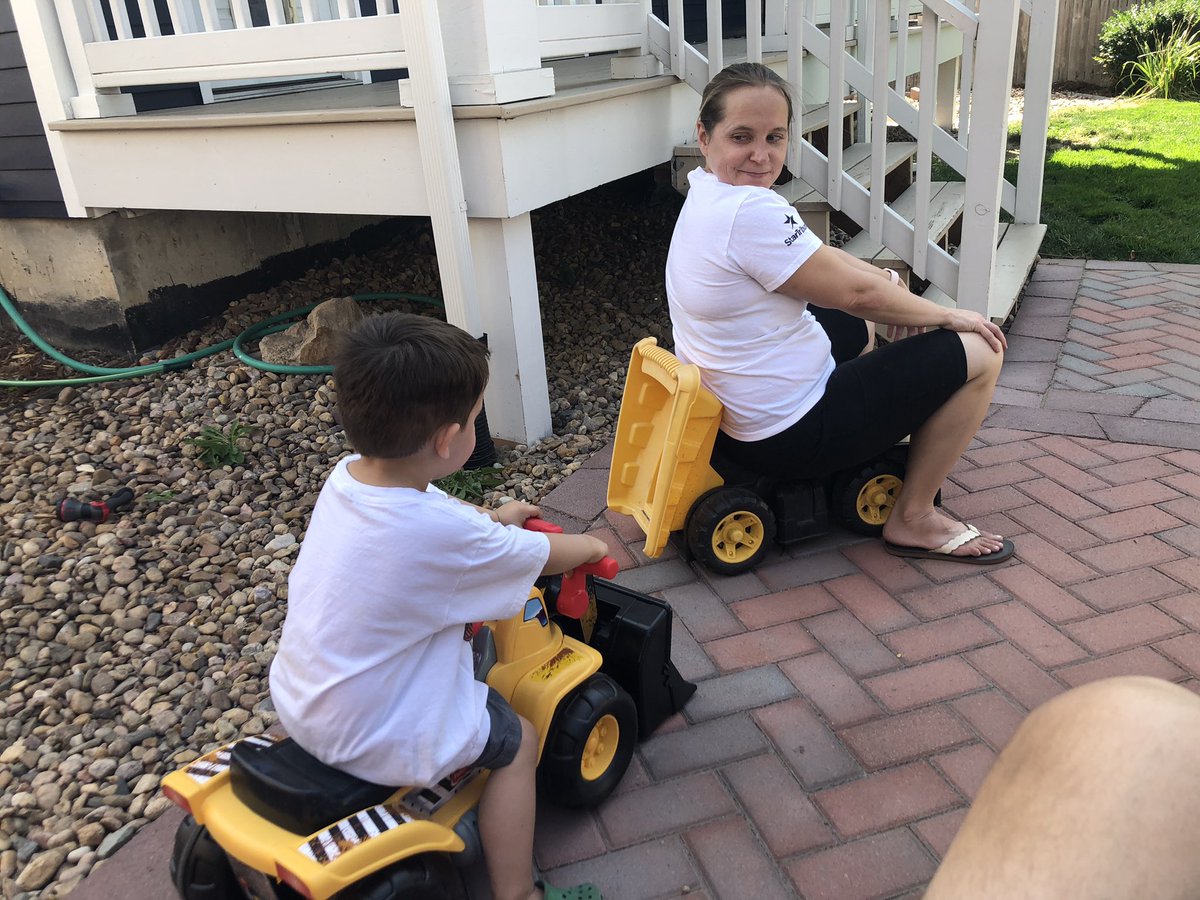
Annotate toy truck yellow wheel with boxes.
[540,674,637,808]
[836,461,905,536]
[685,488,776,575]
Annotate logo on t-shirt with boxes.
[783,213,808,247]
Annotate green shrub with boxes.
[1124,24,1200,98]
[1096,0,1200,92]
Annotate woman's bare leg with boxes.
[881,331,1005,557]
[927,677,1200,899]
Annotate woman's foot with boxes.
[882,508,1011,561]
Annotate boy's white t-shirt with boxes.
[269,456,550,787]
[665,167,833,441]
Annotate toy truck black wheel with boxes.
[685,488,776,575]
[343,854,452,900]
[836,460,905,536]
[540,673,637,808]
[170,814,241,900]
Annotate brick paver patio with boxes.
[69,261,1200,900]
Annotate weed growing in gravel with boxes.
[435,467,504,504]
[144,489,178,504]
[186,422,253,468]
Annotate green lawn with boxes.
[1011,98,1200,262]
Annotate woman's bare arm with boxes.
[776,245,1006,351]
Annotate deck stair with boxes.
[841,180,966,282]
[673,133,916,245]
[922,222,1048,322]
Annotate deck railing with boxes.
[650,0,1057,314]
[49,0,650,100]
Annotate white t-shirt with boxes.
[665,167,833,441]
[269,456,550,787]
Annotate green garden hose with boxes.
[0,285,441,387]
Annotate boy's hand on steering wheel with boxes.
[944,309,1007,353]
[493,501,542,528]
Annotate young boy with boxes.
[269,312,608,900]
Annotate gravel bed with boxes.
[0,175,680,898]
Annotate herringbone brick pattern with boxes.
[523,261,1200,900]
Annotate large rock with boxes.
[259,296,365,366]
[16,849,65,891]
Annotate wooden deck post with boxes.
[612,0,663,79]
[46,0,136,118]
[957,0,1019,317]
[399,0,554,106]
[1015,0,1058,225]
[398,0,483,339]
[468,215,553,444]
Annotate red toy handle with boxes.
[523,519,618,618]
[522,517,562,534]
[557,557,619,619]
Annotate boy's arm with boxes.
[543,532,608,576]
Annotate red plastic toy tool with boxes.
[524,518,619,618]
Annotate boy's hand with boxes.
[493,501,541,528]
[585,535,609,563]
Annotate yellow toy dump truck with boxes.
[607,337,916,575]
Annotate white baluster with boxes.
[109,0,134,38]
[827,0,846,206]
[668,0,685,78]
[163,0,195,33]
[1015,0,1057,224]
[958,0,1018,316]
[785,0,803,178]
[912,7,938,276]
[197,0,221,31]
[706,0,722,79]
[81,0,106,38]
[229,0,252,28]
[264,0,286,25]
[956,0,976,143]
[136,0,161,35]
[868,0,887,238]
[747,0,762,61]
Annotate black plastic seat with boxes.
[229,737,397,836]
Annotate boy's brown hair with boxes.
[332,312,490,458]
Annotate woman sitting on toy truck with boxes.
[666,62,1013,564]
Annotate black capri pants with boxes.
[714,305,969,480]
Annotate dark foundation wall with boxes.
[0,210,420,356]
[0,0,68,218]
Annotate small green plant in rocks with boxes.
[435,467,504,504]
[186,422,253,468]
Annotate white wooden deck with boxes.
[48,54,701,219]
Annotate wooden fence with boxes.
[1014,0,1134,87]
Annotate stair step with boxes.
[921,222,1048,322]
[842,180,966,268]
[774,140,916,210]
[676,97,864,170]
[672,138,915,212]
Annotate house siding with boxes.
[0,0,67,218]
